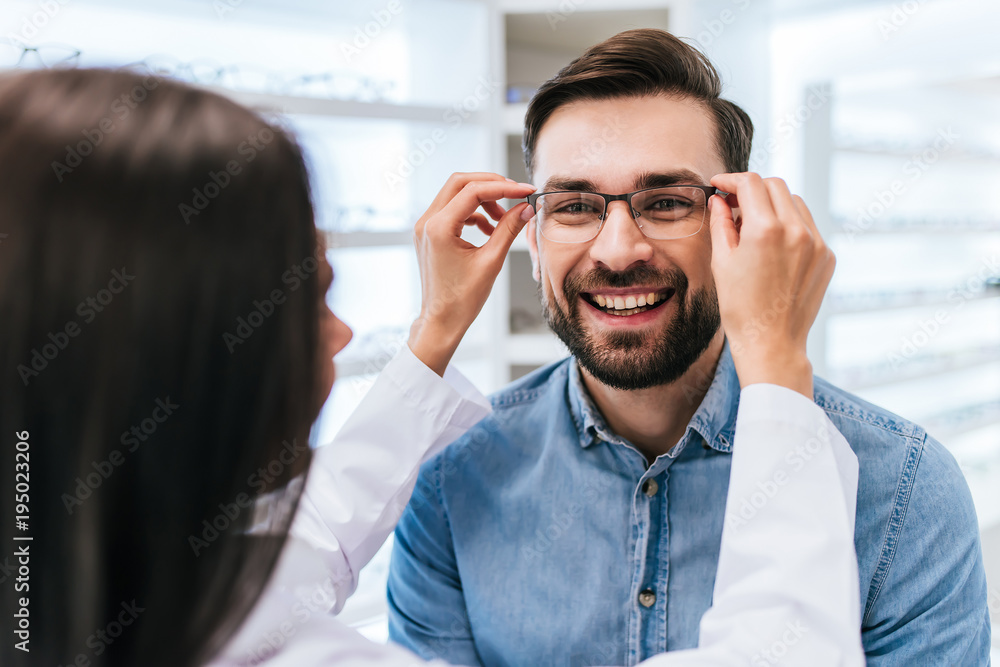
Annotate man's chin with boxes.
[581,321,666,352]
[559,324,679,390]
[575,349,679,391]
[543,282,721,392]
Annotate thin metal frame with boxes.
[527,185,728,243]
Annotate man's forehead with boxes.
[532,95,722,191]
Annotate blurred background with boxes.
[3,0,997,655]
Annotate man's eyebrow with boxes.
[541,170,708,194]
[633,170,707,190]
[540,177,600,192]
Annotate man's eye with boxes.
[651,197,691,210]
[556,201,597,214]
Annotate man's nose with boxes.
[588,200,653,272]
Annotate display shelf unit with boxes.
[207,86,486,123]
[324,231,413,248]
[831,217,1000,235]
[827,287,1000,315]
[827,346,1000,392]
[806,77,1000,552]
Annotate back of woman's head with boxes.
[0,68,322,665]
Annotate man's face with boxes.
[528,95,725,391]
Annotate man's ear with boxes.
[526,218,541,282]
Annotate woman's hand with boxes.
[708,173,836,399]
[409,172,536,376]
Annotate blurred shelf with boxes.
[924,399,1000,442]
[499,0,675,11]
[205,85,487,123]
[966,470,1000,531]
[324,230,412,249]
[833,141,1000,163]
[832,217,1000,235]
[828,346,1000,391]
[828,286,1000,315]
[506,332,567,365]
[504,102,528,135]
[510,234,531,251]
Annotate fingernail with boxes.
[520,204,535,221]
[505,177,516,182]
[518,182,535,189]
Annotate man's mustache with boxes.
[564,265,688,298]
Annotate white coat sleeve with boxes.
[290,344,492,614]
[211,346,489,666]
[217,374,863,666]
[638,383,864,667]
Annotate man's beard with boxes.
[541,265,720,391]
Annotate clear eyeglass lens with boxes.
[33,46,79,68]
[631,186,708,239]
[537,192,606,243]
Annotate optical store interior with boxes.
[3,0,998,658]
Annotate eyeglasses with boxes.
[526,185,727,244]
[0,39,80,69]
[123,56,396,102]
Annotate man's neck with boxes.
[579,331,725,464]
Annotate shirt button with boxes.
[641,478,659,497]
[638,589,656,607]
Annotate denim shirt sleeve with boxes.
[387,454,484,666]
[860,432,991,665]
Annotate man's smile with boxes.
[577,287,676,326]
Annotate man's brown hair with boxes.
[522,28,753,181]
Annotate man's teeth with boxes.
[593,292,661,310]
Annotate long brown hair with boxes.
[0,68,322,665]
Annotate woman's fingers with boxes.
[426,172,509,215]
[409,175,535,375]
[436,180,535,237]
[481,199,507,222]
[484,201,533,259]
[465,212,494,236]
[761,177,807,236]
[792,194,821,238]
[708,171,833,397]
[710,172,778,230]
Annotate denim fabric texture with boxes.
[387,342,991,666]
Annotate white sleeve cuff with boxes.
[737,383,824,430]
[389,344,492,461]
[736,383,858,526]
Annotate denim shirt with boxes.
[387,344,991,666]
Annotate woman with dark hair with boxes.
[0,68,861,666]
[0,67,340,664]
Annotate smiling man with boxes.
[386,29,990,666]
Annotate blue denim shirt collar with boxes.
[567,339,739,458]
